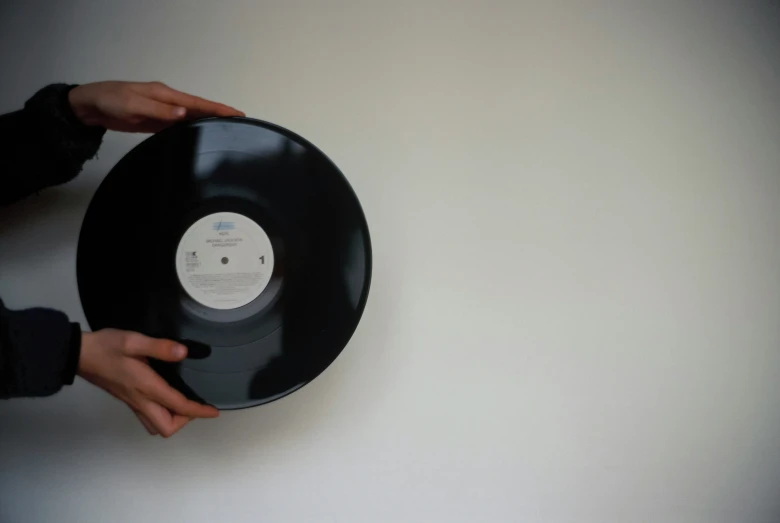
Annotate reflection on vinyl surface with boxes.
[77,117,372,409]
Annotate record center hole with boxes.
[221,257,229,264]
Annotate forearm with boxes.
[0,84,106,206]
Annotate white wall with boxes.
[1,1,779,522]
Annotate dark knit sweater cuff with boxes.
[0,306,75,397]
[24,83,106,185]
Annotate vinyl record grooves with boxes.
[77,117,372,409]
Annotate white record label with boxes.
[175,212,274,310]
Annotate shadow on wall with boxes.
[0,283,391,473]
[0,182,93,247]
[0,233,390,469]
[0,122,391,471]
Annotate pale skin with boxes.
[69,81,245,437]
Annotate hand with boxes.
[68,80,244,133]
[78,329,219,437]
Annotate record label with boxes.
[175,212,274,310]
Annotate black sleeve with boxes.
[0,84,105,398]
[0,300,82,398]
[0,83,106,206]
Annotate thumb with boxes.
[121,332,187,362]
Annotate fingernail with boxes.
[173,107,186,118]
[174,344,187,358]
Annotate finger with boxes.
[133,410,158,435]
[143,82,244,117]
[122,332,187,362]
[141,401,191,438]
[128,96,187,122]
[144,372,220,418]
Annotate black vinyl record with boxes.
[77,117,371,409]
